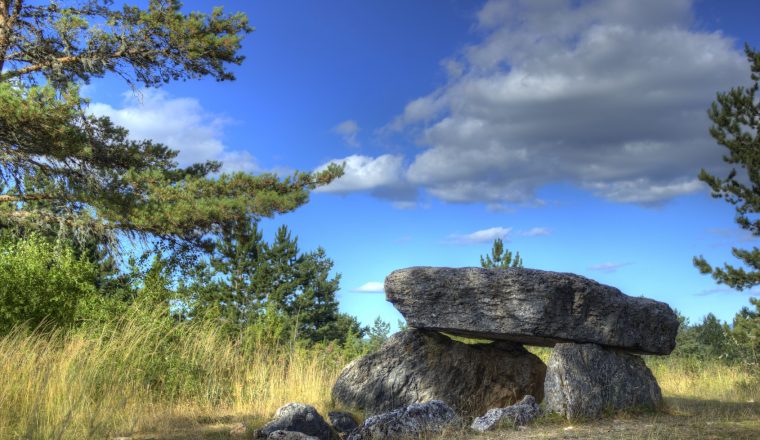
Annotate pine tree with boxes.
[480,238,523,268]
[189,221,362,343]
[366,316,391,352]
[0,1,342,251]
[694,45,760,290]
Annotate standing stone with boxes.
[385,267,679,355]
[347,400,457,440]
[255,403,333,440]
[332,329,545,416]
[544,343,663,419]
[470,395,540,432]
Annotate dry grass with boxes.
[1,319,758,439]
[0,311,352,439]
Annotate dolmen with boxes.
[332,266,678,425]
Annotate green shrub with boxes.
[0,235,98,334]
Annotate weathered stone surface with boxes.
[544,343,663,419]
[268,431,320,440]
[332,329,545,416]
[385,266,678,355]
[347,400,457,440]
[328,411,359,435]
[470,395,540,432]
[255,403,333,440]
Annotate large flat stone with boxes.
[385,267,678,355]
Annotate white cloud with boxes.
[588,262,631,273]
[382,0,749,205]
[352,281,385,293]
[314,154,416,201]
[334,120,361,147]
[447,226,511,244]
[520,227,551,237]
[90,89,257,172]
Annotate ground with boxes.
[127,395,760,440]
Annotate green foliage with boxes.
[731,298,760,366]
[675,313,733,360]
[694,45,760,290]
[187,220,364,344]
[673,303,760,367]
[480,238,523,268]
[366,316,391,352]
[0,234,98,334]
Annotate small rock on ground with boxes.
[470,395,540,432]
[347,400,457,440]
[255,403,333,440]
[328,411,359,434]
[268,431,320,440]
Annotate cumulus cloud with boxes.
[352,281,385,293]
[381,0,749,205]
[334,120,361,147]
[90,89,257,172]
[314,154,417,201]
[588,262,631,273]
[447,226,511,244]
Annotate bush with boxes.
[0,235,99,334]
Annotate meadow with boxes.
[0,313,758,440]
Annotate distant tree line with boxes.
[672,304,760,367]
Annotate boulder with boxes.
[327,411,359,435]
[470,395,540,432]
[332,329,545,416]
[385,267,678,355]
[544,343,663,419]
[255,403,333,440]
[347,400,457,440]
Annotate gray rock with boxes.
[268,431,320,440]
[470,395,540,432]
[256,403,333,440]
[385,267,678,355]
[328,411,359,434]
[332,329,545,416]
[544,343,663,419]
[347,400,457,440]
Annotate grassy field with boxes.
[0,318,758,439]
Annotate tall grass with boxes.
[647,355,760,405]
[0,308,354,439]
[1,315,758,439]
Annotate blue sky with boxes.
[85,0,760,330]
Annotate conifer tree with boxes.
[694,45,760,290]
[189,221,363,343]
[0,1,342,250]
[480,238,523,268]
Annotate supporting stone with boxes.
[332,329,545,416]
[544,343,663,419]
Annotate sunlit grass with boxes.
[0,310,352,439]
[1,318,758,439]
